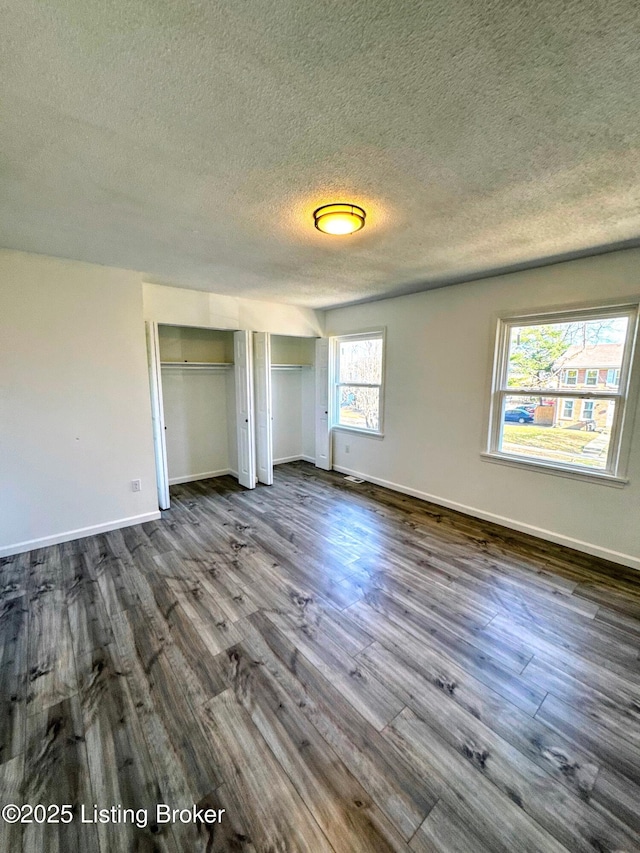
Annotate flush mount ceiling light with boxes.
[313,203,366,235]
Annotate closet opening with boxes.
[253,333,331,485]
[146,322,256,509]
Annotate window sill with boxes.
[332,425,385,439]
[480,451,628,487]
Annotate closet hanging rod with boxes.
[270,363,312,370]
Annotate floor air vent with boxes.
[344,475,365,483]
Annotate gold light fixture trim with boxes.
[313,203,366,235]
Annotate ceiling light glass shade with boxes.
[313,203,366,235]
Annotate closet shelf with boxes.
[161,361,233,370]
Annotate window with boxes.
[333,331,384,433]
[606,368,620,387]
[487,304,638,480]
[582,400,595,419]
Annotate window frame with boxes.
[564,369,578,385]
[585,368,599,386]
[331,329,386,436]
[485,302,640,483]
[561,399,575,419]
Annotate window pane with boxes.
[606,368,620,388]
[507,316,628,390]
[339,338,383,384]
[500,395,614,470]
[338,386,380,431]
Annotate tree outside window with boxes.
[334,332,384,433]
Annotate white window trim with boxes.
[331,329,386,437]
[485,301,640,482]
[585,369,599,386]
[480,451,629,487]
[564,369,578,385]
[561,400,575,419]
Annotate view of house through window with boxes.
[334,332,384,432]
[490,307,637,475]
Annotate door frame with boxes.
[234,329,257,489]
[146,321,170,509]
[315,337,332,470]
[254,331,274,485]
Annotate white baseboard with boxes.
[274,455,316,465]
[0,511,162,558]
[333,464,640,572]
[168,469,232,485]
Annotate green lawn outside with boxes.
[502,424,597,454]
[502,424,608,468]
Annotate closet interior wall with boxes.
[158,325,238,484]
[270,335,316,465]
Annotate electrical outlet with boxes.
[132,479,142,492]
[345,444,350,454]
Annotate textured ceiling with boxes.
[2,0,640,308]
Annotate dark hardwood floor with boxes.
[2,461,640,852]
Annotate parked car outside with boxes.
[504,407,535,424]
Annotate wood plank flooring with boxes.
[1,461,640,852]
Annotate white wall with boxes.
[326,248,640,570]
[271,369,314,464]
[271,369,316,465]
[161,368,233,483]
[143,282,323,336]
[6,246,637,568]
[0,250,159,555]
[270,335,316,466]
[272,370,302,462]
